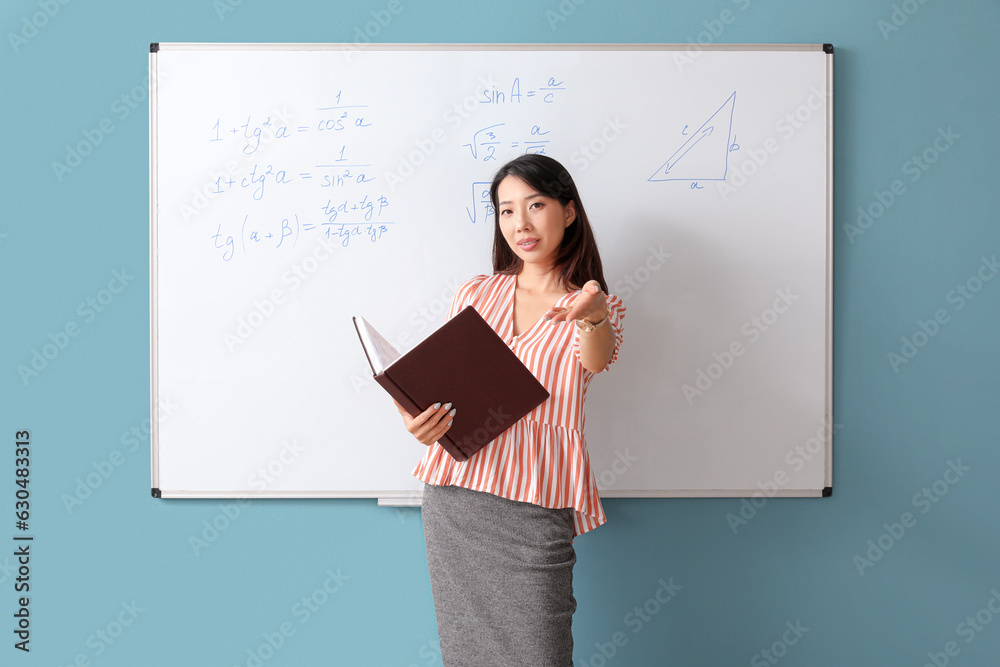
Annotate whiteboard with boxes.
[149,43,833,500]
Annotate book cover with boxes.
[354,306,549,461]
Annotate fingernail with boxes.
[446,420,453,427]
[448,408,456,417]
[443,402,452,411]
[432,403,441,410]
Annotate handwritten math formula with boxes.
[478,77,566,105]
[204,91,393,263]
[201,77,573,254]
[464,76,568,224]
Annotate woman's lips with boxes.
[518,238,539,251]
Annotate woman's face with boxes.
[496,175,576,271]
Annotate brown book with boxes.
[353,306,549,461]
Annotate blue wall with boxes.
[2,1,998,665]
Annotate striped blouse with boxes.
[412,272,626,536]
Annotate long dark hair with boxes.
[489,154,608,293]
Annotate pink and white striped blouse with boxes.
[412,272,626,536]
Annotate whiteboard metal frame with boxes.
[149,42,834,502]
[149,47,161,497]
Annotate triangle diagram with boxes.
[649,91,736,182]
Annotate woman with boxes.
[395,153,625,666]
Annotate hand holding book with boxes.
[393,399,456,447]
[353,306,549,461]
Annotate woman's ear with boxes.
[564,200,577,227]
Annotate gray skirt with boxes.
[421,484,577,667]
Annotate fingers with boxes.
[544,305,571,322]
[400,401,456,446]
[545,306,578,322]
[544,282,607,323]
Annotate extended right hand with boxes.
[393,399,456,447]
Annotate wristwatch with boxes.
[575,314,608,333]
